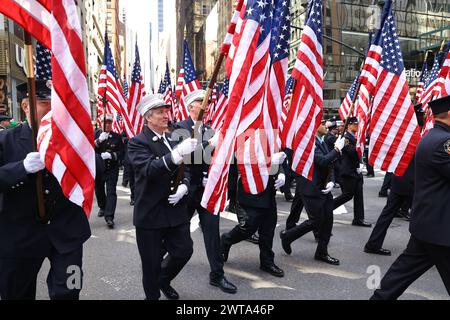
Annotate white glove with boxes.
[168,184,188,206]
[101,152,112,160]
[208,129,221,148]
[202,177,208,187]
[23,152,45,174]
[321,182,335,194]
[274,173,286,189]
[271,152,287,166]
[171,138,198,165]
[356,163,364,174]
[98,132,109,142]
[334,136,346,151]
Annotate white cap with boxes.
[183,89,206,107]
[137,94,170,116]
[102,114,114,122]
[336,120,344,126]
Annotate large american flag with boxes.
[178,40,202,122]
[1,0,96,216]
[126,43,145,136]
[36,42,52,80]
[97,33,128,134]
[205,83,219,124]
[338,73,359,121]
[280,0,324,180]
[360,0,420,176]
[202,0,274,214]
[211,78,230,130]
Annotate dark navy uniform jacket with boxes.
[94,129,124,173]
[297,136,340,197]
[0,124,91,259]
[339,131,361,179]
[171,117,212,207]
[128,126,191,229]
[409,122,450,247]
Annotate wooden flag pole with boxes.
[172,53,226,193]
[24,32,46,221]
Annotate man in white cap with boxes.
[128,93,198,300]
[94,113,124,229]
[171,89,237,294]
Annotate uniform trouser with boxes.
[95,167,119,219]
[333,175,365,222]
[371,236,450,300]
[136,224,193,300]
[0,246,83,300]
[283,192,334,256]
[222,205,277,267]
[380,172,393,194]
[286,176,304,230]
[126,164,136,201]
[366,192,412,250]
[281,152,294,197]
[188,204,224,280]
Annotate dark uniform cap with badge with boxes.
[347,116,359,125]
[0,114,12,121]
[428,95,450,116]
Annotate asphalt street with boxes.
[36,169,449,300]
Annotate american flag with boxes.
[126,43,145,136]
[280,0,324,180]
[211,78,230,131]
[355,83,371,158]
[264,0,291,160]
[175,69,184,99]
[221,0,244,55]
[205,83,219,124]
[280,76,293,138]
[162,61,176,122]
[178,40,202,122]
[338,73,359,121]
[202,0,275,214]
[158,79,165,94]
[36,42,52,80]
[2,1,96,216]
[414,58,428,103]
[422,43,450,135]
[420,50,445,106]
[97,33,129,135]
[361,0,420,176]
[123,77,129,100]
[235,0,274,195]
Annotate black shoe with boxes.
[284,193,294,201]
[364,245,391,256]
[98,209,105,217]
[130,200,135,206]
[160,284,179,300]
[245,233,259,245]
[220,234,231,262]
[314,254,340,265]
[106,218,115,229]
[280,230,292,255]
[352,220,372,227]
[210,276,237,294]
[378,192,388,198]
[260,264,284,277]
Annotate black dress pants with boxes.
[95,167,119,219]
[136,224,193,300]
[283,192,333,256]
[0,246,83,300]
[371,236,450,300]
[333,175,365,222]
[222,205,277,266]
[366,192,412,249]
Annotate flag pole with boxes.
[24,32,47,220]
